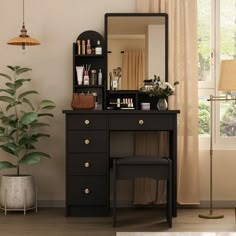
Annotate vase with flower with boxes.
[141,76,179,110]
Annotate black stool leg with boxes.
[113,159,117,227]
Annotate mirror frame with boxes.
[105,13,168,85]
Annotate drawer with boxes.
[68,131,107,153]
[67,154,107,175]
[109,114,174,131]
[67,114,106,130]
[67,176,107,205]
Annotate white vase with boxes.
[0,175,36,210]
[157,98,168,110]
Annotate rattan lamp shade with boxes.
[7,36,40,46]
[218,60,236,91]
[7,0,40,49]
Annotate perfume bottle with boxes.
[77,40,81,55]
[86,39,92,55]
[82,40,86,55]
[98,69,102,85]
[95,40,102,55]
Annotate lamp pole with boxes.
[198,95,235,219]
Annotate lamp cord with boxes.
[23,0,25,25]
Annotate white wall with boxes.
[146,25,165,80]
[0,0,235,205]
[0,0,136,203]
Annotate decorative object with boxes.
[141,102,150,110]
[157,98,168,111]
[0,175,37,215]
[199,59,236,219]
[0,66,55,214]
[7,0,40,51]
[141,75,179,110]
[71,93,95,110]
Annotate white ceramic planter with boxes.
[0,175,36,210]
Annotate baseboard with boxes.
[38,200,65,208]
[199,200,236,208]
[38,200,236,208]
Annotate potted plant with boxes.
[141,75,179,110]
[0,65,56,214]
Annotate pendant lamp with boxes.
[7,0,40,51]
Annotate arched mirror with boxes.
[105,13,168,91]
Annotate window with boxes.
[198,0,236,149]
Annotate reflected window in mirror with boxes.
[105,13,168,90]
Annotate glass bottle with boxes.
[86,39,92,55]
[82,40,86,55]
[90,70,97,85]
[95,40,102,55]
[77,40,81,55]
[98,69,102,85]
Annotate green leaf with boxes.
[21,112,38,125]
[7,66,20,71]
[22,97,35,110]
[6,104,14,112]
[5,82,15,89]
[19,137,29,147]
[0,73,12,81]
[0,161,16,170]
[15,80,23,89]
[38,113,54,118]
[32,133,50,139]
[0,89,15,96]
[7,66,15,71]
[2,143,17,154]
[0,133,14,140]
[16,67,32,75]
[15,78,31,83]
[0,96,15,104]
[0,145,15,155]
[18,90,38,100]
[39,100,56,110]
[6,101,22,112]
[20,152,51,165]
[31,122,49,129]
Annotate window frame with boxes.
[198,0,236,150]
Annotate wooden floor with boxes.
[0,208,235,236]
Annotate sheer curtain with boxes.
[135,0,200,204]
[122,50,145,90]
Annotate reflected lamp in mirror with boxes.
[218,60,236,92]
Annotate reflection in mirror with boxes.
[105,13,168,90]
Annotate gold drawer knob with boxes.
[84,188,90,194]
[84,139,90,145]
[84,162,90,168]
[139,119,144,125]
[84,119,90,125]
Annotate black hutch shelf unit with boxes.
[73,30,107,109]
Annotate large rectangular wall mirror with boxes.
[105,13,168,91]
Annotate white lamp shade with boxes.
[218,60,236,91]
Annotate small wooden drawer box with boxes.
[67,176,107,205]
[67,131,107,153]
[67,114,106,130]
[109,114,174,131]
[67,154,107,175]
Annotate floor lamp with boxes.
[199,59,236,219]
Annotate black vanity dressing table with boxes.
[63,110,179,217]
[63,13,179,219]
